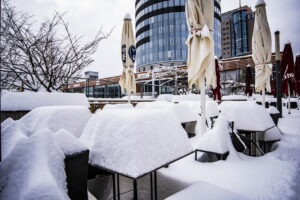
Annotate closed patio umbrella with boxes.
[186,0,216,134]
[281,42,295,113]
[252,0,272,107]
[213,58,221,101]
[119,13,136,103]
[245,65,253,97]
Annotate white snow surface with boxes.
[171,94,210,102]
[159,108,300,200]
[219,101,275,132]
[256,0,266,7]
[222,95,248,101]
[1,92,90,111]
[19,106,92,138]
[268,106,280,114]
[121,95,155,100]
[54,129,87,156]
[80,109,193,178]
[0,128,68,200]
[1,120,30,160]
[166,181,246,200]
[135,102,198,123]
[191,116,231,154]
[103,103,134,110]
[156,94,174,102]
[178,100,219,117]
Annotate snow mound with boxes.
[1,92,90,111]
[20,106,92,138]
[1,120,29,160]
[1,117,14,130]
[166,181,246,200]
[103,103,134,110]
[0,128,68,200]
[178,100,219,117]
[54,129,87,156]
[192,116,231,154]
[80,109,193,178]
[136,102,198,123]
[156,94,174,102]
[219,101,275,132]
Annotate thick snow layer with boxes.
[166,181,246,200]
[222,95,248,101]
[20,106,92,138]
[171,94,210,102]
[1,120,29,160]
[80,109,193,178]
[192,116,231,154]
[54,129,87,156]
[178,100,219,118]
[1,117,14,130]
[103,103,134,110]
[1,92,90,111]
[136,102,198,123]
[156,94,174,102]
[219,101,275,132]
[0,128,68,200]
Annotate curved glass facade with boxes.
[231,10,248,56]
[135,0,221,72]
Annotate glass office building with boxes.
[231,10,248,57]
[135,0,222,72]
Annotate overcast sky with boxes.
[10,0,300,78]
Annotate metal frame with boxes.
[90,151,194,200]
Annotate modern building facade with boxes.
[135,0,222,72]
[221,6,255,59]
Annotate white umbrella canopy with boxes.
[252,0,272,94]
[185,0,215,134]
[119,13,136,95]
[185,0,216,88]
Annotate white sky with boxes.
[10,0,300,78]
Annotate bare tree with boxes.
[0,1,110,92]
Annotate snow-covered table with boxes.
[219,101,282,156]
[80,109,194,199]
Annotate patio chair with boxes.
[64,150,90,200]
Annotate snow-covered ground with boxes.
[157,107,300,200]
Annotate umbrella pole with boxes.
[262,88,266,108]
[200,79,206,135]
[128,92,131,104]
[288,84,291,114]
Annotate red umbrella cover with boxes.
[281,43,295,95]
[213,59,222,101]
[245,66,253,96]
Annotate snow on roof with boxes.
[219,101,275,132]
[19,106,92,138]
[103,103,134,110]
[121,95,155,100]
[80,109,193,178]
[135,102,198,123]
[166,181,246,200]
[255,0,266,7]
[1,92,90,111]
[156,94,174,102]
[192,116,231,154]
[0,128,68,200]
